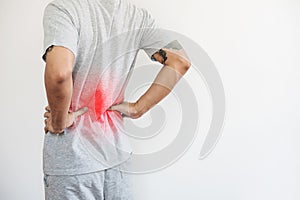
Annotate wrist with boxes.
[52,124,66,132]
[50,124,65,134]
[133,100,149,118]
[51,119,67,132]
[51,112,68,129]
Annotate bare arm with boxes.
[109,42,191,118]
[43,46,86,134]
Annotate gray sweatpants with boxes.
[43,166,133,200]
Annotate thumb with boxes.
[108,101,128,112]
[108,102,129,114]
[108,103,122,111]
[74,107,88,118]
[108,105,116,111]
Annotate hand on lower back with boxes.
[44,106,88,134]
[108,102,141,119]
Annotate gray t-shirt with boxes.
[42,0,176,175]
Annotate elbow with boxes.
[45,70,72,84]
[53,71,72,83]
[55,72,72,83]
[182,58,191,71]
[176,56,191,74]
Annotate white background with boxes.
[0,0,299,199]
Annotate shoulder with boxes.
[43,0,79,26]
[43,0,77,15]
[120,0,156,26]
[45,0,74,8]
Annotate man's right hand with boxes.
[44,106,88,134]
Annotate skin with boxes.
[43,46,87,134]
[43,43,191,134]
[109,44,191,118]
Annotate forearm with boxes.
[44,72,73,130]
[133,44,191,117]
[135,63,189,116]
[108,45,191,119]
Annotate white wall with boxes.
[0,0,299,199]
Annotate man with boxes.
[42,0,191,199]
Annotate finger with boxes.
[73,107,88,118]
[121,112,128,118]
[108,105,116,111]
[109,105,123,114]
[108,103,121,111]
[116,103,130,115]
[45,106,51,112]
[44,127,48,134]
[44,112,51,118]
[108,102,126,111]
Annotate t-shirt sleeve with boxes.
[139,9,180,60]
[42,3,78,62]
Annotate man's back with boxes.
[42,0,191,199]
[42,0,175,175]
